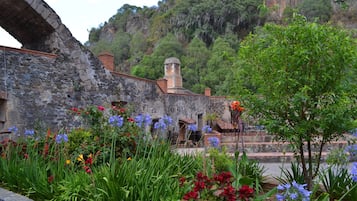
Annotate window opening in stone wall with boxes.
[111,101,127,108]
[0,96,7,132]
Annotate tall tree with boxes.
[131,33,184,80]
[181,37,210,93]
[204,37,236,95]
[235,14,357,189]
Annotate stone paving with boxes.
[0,188,33,201]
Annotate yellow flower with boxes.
[77,154,84,162]
[127,157,132,161]
[66,159,71,165]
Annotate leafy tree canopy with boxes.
[235,14,357,188]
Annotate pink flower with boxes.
[97,106,105,111]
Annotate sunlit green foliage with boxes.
[236,14,357,189]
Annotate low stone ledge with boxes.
[0,188,33,201]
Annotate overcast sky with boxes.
[0,0,158,48]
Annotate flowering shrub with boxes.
[276,181,311,201]
[230,101,244,112]
[181,171,254,201]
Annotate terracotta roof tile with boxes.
[216,119,235,130]
[179,118,196,124]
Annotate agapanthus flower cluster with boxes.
[109,115,124,127]
[24,129,35,136]
[8,126,18,134]
[202,125,212,133]
[154,115,173,131]
[134,114,152,128]
[351,162,357,182]
[55,133,68,144]
[208,137,220,148]
[188,124,198,132]
[276,181,311,201]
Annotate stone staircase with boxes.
[219,129,352,162]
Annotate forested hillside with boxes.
[86,0,356,96]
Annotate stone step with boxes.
[221,134,272,143]
[220,141,348,153]
[173,148,331,163]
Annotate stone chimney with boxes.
[156,78,168,93]
[98,52,114,71]
[163,57,182,93]
[204,88,211,96]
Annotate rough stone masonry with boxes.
[0,0,228,136]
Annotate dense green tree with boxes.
[89,39,111,56]
[298,0,333,23]
[132,33,184,80]
[129,32,148,65]
[111,32,131,66]
[181,37,210,93]
[235,15,357,189]
[204,37,236,95]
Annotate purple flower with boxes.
[135,114,152,128]
[56,133,68,144]
[208,137,220,148]
[162,115,173,126]
[351,162,357,182]
[24,129,35,136]
[8,126,18,133]
[202,125,212,133]
[188,124,197,132]
[276,181,311,201]
[154,119,167,131]
[109,115,124,127]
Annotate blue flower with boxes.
[154,119,167,131]
[56,133,68,144]
[162,115,173,126]
[208,137,220,148]
[276,194,285,201]
[202,125,212,133]
[109,115,124,127]
[135,114,152,128]
[277,181,311,201]
[351,162,357,182]
[8,126,18,133]
[24,129,35,136]
[188,124,197,132]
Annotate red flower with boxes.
[238,185,254,201]
[220,184,236,201]
[127,117,134,122]
[179,177,186,186]
[97,106,105,111]
[183,190,198,200]
[70,107,79,112]
[85,157,93,165]
[119,108,126,113]
[48,175,54,183]
[214,171,232,185]
[23,153,29,159]
[43,143,49,157]
[83,166,92,174]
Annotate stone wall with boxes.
[0,46,121,132]
[0,46,228,134]
[0,0,229,135]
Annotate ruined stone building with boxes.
[0,0,229,140]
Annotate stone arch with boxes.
[0,0,76,53]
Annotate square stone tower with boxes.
[164,57,183,93]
